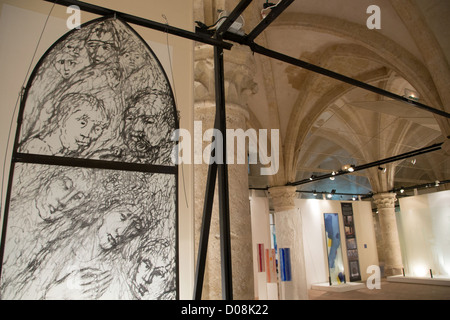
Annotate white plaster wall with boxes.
[398,190,450,277]
[249,190,271,300]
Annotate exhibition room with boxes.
[0,0,449,301]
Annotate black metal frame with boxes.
[5,0,445,301]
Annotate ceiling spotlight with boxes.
[330,171,336,180]
[404,88,419,101]
[327,193,333,199]
[330,176,335,181]
[411,159,416,165]
[435,180,440,187]
[313,190,318,196]
[352,196,357,201]
[378,166,387,173]
[343,164,355,172]
[309,175,316,181]
[400,187,405,194]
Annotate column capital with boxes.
[373,192,397,209]
[194,44,258,108]
[268,186,297,212]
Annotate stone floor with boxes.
[308,279,450,300]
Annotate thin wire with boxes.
[1,1,57,212]
[162,14,189,209]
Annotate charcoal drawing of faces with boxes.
[97,205,144,250]
[131,241,175,300]
[56,93,108,155]
[120,44,146,77]
[86,22,119,65]
[34,175,86,222]
[123,89,173,162]
[54,53,79,79]
[53,39,87,79]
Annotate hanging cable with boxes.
[1,0,57,212]
[162,14,189,209]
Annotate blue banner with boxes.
[279,248,292,282]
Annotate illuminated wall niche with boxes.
[0,16,178,300]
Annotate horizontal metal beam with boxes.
[287,142,443,187]
[223,31,450,119]
[249,43,450,119]
[390,179,450,194]
[13,152,177,174]
[43,0,233,50]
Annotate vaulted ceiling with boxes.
[200,0,450,198]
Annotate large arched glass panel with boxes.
[0,16,178,300]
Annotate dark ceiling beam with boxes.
[249,43,450,119]
[43,0,233,50]
[246,0,294,42]
[223,30,450,119]
[287,142,444,187]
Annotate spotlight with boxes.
[411,159,416,165]
[400,187,405,194]
[404,88,419,101]
[342,164,355,172]
[378,166,386,173]
[327,193,333,199]
[435,180,440,187]
[313,190,318,196]
[330,171,336,180]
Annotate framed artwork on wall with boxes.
[341,203,361,282]
[324,213,346,285]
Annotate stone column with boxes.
[268,186,308,300]
[193,44,257,299]
[372,193,403,276]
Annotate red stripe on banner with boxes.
[257,244,265,272]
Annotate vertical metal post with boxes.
[214,39,233,300]
[193,37,233,301]
[193,162,217,300]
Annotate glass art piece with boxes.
[0,16,178,300]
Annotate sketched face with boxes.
[35,176,86,221]
[120,51,145,75]
[132,253,173,300]
[59,99,107,152]
[87,40,116,64]
[97,207,142,250]
[54,57,78,78]
[124,94,164,157]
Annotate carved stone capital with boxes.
[268,186,297,212]
[194,44,258,108]
[373,193,397,209]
